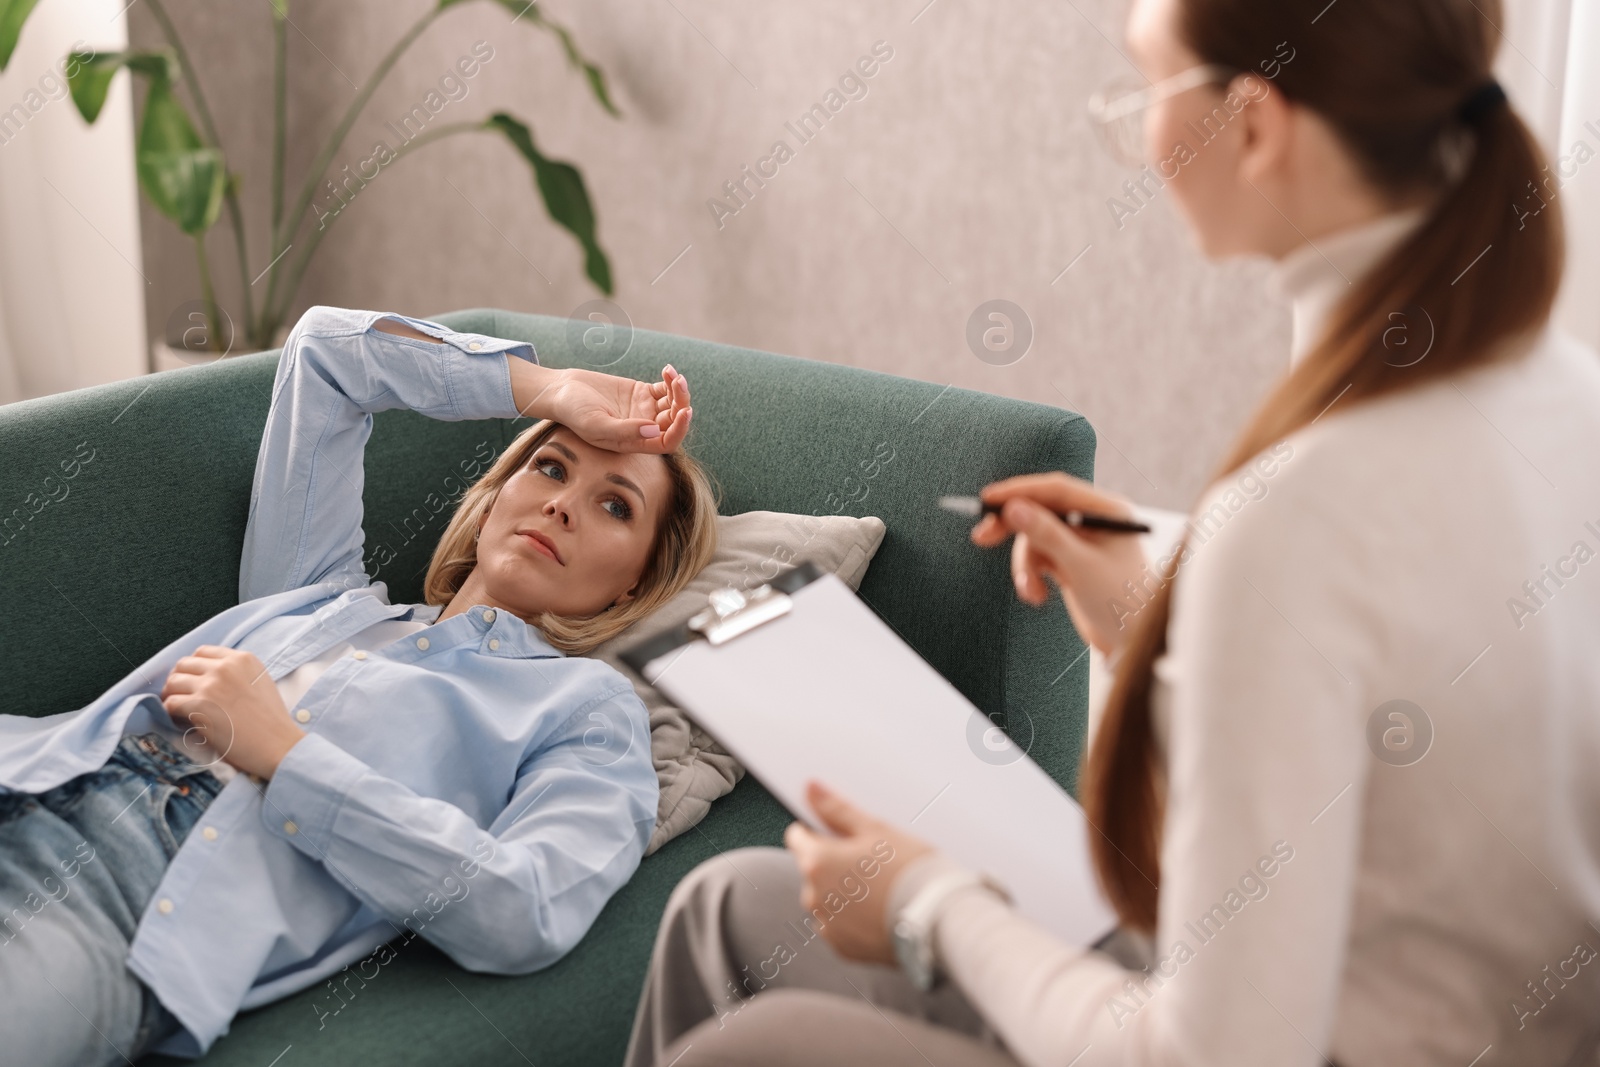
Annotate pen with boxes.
[938,495,1151,534]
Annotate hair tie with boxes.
[1458,79,1506,124]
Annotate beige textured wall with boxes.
[132,0,1291,511]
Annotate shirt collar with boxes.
[406,601,566,660]
[1268,206,1431,367]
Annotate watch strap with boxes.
[891,862,1012,991]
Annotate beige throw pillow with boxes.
[588,510,887,854]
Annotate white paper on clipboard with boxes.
[629,569,1117,948]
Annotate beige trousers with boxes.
[622,846,1024,1067]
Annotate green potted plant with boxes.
[0,0,618,364]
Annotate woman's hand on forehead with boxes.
[373,315,694,453]
[545,364,694,454]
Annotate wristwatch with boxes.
[891,868,1011,992]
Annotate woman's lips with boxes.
[517,531,564,565]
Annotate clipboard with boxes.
[622,561,1117,946]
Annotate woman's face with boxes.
[1124,0,1390,260]
[471,427,674,620]
[1124,0,1277,257]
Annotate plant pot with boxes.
[149,323,292,374]
[150,339,225,373]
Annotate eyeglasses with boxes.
[1087,63,1238,167]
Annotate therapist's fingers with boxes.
[978,471,1135,523]
[972,473,1133,553]
[1010,530,1058,605]
[970,512,1005,546]
[1004,498,1102,575]
[782,822,823,913]
[784,820,820,858]
[974,486,1152,656]
[805,781,875,837]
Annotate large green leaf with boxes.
[444,0,621,116]
[524,8,621,118]
[485,111,612,294]
[66,50,175,123]
[0,0,40,72]
[136,76,225,236]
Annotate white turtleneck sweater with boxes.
[888,211,1600,1067]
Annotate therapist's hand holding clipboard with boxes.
[784,470,1153,966]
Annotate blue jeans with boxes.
[0,730,227,1066]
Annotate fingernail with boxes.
[639,423,662,438]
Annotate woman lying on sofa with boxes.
[0,305,718,1065]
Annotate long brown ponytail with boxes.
[1081,0,1565,932]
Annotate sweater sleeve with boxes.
[889,446,1384,1067]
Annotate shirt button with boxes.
[157,898,174,914]
[352,650,368,660]
[284,820,298,835]
[295,709,311,723]
[416,636,430,650]
[482,609,496,623]
[468,341,482,350]
[488,638,500,651]
[202,826,218,841]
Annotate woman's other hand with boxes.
[970,472,1153,659]
[544,364,693,453]
[159,646,307,780]
[783,781,934,965]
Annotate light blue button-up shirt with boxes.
[0,306,658,1057]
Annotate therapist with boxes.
[623,0,1600,1064]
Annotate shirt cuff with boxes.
[454,340,537,423]
[365,310,540,422]
[261,732,370,858]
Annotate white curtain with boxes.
[0,0,146,406]
[1500,0,1600,349]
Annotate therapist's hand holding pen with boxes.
[968,472,1153,661]
[787,470,1153,966]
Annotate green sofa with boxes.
[0,309,1096,1065]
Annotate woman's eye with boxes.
[535,455,631,520]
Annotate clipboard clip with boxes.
[688,583,793,646]
[618,561,826,676]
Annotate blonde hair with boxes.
[422,419,721,655]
